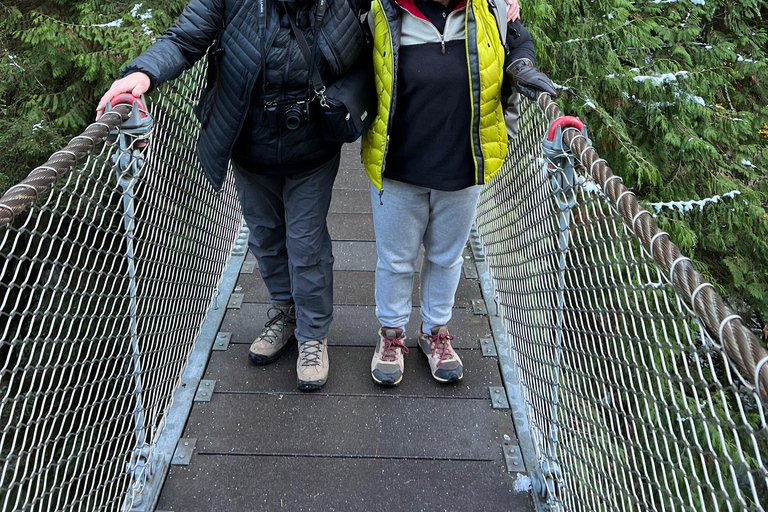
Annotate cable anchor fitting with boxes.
[542,116,591,212]
[104,94,155,177]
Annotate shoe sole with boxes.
[432,371,463,384]
[248,335,295,365]
[372,369,403,386]
[297,378,327,391]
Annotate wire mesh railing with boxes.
[0,62,242,511]
[475,94,767,511]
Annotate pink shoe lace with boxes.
[381,331,409,362]
[427,331,455,365]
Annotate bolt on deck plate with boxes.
[194,380,216,402]
[171,438,197,466]
[472,299,488,315]
[503,442,525,472]
[463,260,479,279]
[212,332,231,351]
[227,293,244,309]
[489,386,510,409]
[241,261,256,274]
[480,337,497,357]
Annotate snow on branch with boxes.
[92,4,152,32]
[632,70,689,85]
[651,0,705,4]
[650,190,741,213]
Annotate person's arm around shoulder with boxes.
[97,0,225,118]
[503,0,520,22]
[504,20,557,101]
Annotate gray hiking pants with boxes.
[232,155,339,343]
[371,178,482,332]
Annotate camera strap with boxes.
[286,0,328,106]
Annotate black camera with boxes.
[263,98,312,130]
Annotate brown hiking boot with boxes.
[297,338,329,390]
[417,325,463,383]
[249,301,296,365]
[371,327,409,386]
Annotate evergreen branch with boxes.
[32,12,124,30]
[556,19,637,46]
[564,82,660,178]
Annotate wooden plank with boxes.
[327,213,374,241]
[236,270,483,308]
[157,455,531,511]
[182,393,515,460]
[329,189,372,214]
[204,344,501,398]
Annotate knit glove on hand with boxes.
[505,58,557,101]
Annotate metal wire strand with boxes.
[475,94,768,512]
[0,62,243,512]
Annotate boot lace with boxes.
[262,307,289,344]
[381,332,409,362]
[428,331,455,365]
[299,340,324,367]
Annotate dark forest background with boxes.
[1,0,766,331]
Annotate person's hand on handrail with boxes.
[96,72,151,119]
[504,0,520,22]
[505,57,557,101]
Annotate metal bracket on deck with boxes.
[171,438,197,466]
[227,293,244,309]
[241,261,256,274]
[489,386,510,409]
[463,260,479,279]
[503,442,525,472]
[194,380,216,402]
[472,299,488,315]
[212,332,231,351]
[480,337,497,357]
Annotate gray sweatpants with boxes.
[371,178,482,331]
[232,155,339,343]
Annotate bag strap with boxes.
[258,0,267,90]
[286,0,329,105]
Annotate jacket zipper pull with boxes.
[441,37,446,54]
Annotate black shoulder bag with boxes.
[287,1,376,142]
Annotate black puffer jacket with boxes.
[121,0,367,190]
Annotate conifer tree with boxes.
[527,0,768,330]
[0,0,185,190]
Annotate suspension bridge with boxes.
[0,62,766,512]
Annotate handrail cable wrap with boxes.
[0,108,131,229]
[537,93,768,400]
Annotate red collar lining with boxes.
[393,0,467,23]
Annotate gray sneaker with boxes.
[297,338,329,390]
[249,301,296,365]
[417,325,463,383]
[371,327,409,386]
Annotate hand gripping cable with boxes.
[104,94,155,176]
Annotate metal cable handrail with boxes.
[536,93,768,401]
[476,93,767,511]
[0,107,132,230]
[0,62,243,511]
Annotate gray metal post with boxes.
[540,123,586,509]
[118,156,152,509]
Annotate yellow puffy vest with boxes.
[361,0,508,190]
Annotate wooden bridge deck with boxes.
[155,142,534,511]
